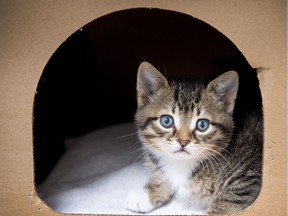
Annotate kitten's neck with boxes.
[160,156,201,189]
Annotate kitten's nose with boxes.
[177,139,190,147]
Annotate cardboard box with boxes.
[0,0,286,215]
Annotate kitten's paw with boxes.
[126,190,155,213]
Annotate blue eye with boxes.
[160,115,174,128]
[196,119,210,132]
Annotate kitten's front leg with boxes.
[207,199,243,215]
[208,190,256,215]
[126,181,172,213]
[207,177,261,215]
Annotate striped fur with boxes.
[128,62,263,215]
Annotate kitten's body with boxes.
[126,62,263,215]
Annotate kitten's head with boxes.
[135,62,239,161]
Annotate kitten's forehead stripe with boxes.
[172,105,176,114]
[197,108,201,116]
[173,87,179,103]
[172,82,204,114]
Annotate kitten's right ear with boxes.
[206,71,239,114]
[137,62,168,107]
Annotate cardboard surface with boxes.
[0,0,286,215]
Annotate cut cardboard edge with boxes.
[0,0,286,216]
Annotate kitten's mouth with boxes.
[175,148,190,154]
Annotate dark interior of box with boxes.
[33,8,262,185]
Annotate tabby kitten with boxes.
[126,62,263,214]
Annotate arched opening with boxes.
[34,8,263,214]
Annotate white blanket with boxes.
[37,123,205,215]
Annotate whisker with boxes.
[198,152,218,177]
[116,131,138,139]
[132,150,146,163]
[127,141,144,161]
[198,151,227,183]
[195,152,213,176]
[129,147,146,163]
[198,145,229,169]
[203,146,231,168]
[128,140,142,148]
[162,64,168,79]
[209,154,226,171]
[210,145,232,156]
[201,151,221,173]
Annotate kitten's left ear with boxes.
[207,71,239,113]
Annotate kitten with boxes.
[126,62,263,214]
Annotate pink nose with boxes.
[177,139,190,147]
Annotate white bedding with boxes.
[37,122,205,215]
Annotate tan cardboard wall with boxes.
[0,0,286,215]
